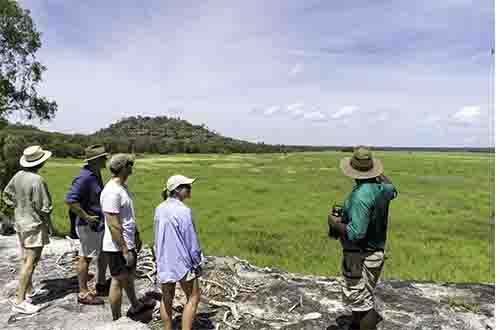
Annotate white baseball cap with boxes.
[165,174,197,192]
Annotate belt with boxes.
[343,248,384,253]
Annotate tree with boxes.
[0,1,56,229]
[0,0,57,120]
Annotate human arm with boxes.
[66,202,100,223]
[32,179,53,222]
[378,174,398,199]
[64,176,100,223]
[182,210,202,267]
[345,198,370,241]
[134,224,142,252]
[2,176,16,208]
[105,212,129,256]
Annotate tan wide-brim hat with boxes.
[340,146,384,179]
[84,144,108,163]
[20,145,52,168]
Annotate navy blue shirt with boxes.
[65,167,105,232]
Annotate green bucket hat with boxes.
[340,146,383,179]
[84,144,108,163]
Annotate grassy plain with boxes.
[42,151,494,283]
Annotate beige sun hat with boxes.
[20,145,52,168]
[340,146,383,179]
[165,174,197,192]
[109,153,135,173]
[84,144,108,163]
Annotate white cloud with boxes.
[289,63,304,77]
[452,106,481,123]
[303,111,326,121]
[285,103,304,112]
[264,105,281,115]
[283,103,306,117]
[17,0,493,147]
[331,106,359,119]
[424,114,441,126]
[375,112,390,122]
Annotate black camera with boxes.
[329,204,344,239]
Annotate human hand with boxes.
[377,174,391,184]
[86,215,100,223]
[328,214,342,227]
[124,252,135,268]
[194,265,203,277]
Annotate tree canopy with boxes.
[0,0,57,120]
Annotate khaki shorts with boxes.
[17,224,50,249]
[341,250,384,312]
[76,225,104,258]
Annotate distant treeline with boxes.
[0,117,493,159]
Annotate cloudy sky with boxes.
[16,0,494,147]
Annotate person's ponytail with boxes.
[161,189,168,201]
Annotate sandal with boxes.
[78,292,104,305]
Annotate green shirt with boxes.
[343,182,397,250]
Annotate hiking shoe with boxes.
[12,301,41,314]
[126,299,156,317]
[78,292,104,305]
[27,288,49,299]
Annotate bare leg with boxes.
[24,251,34,295]
[179,279,201,330]
[109,277,123,320]
[20,244,33,295]
[97,253,108,286]
[160,283,175,330]
[26,271,34,295]
[123,268,139,307]
[16,247,42,304]
[78,256,92,295]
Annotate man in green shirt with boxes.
[329,146,397,330]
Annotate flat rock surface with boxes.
[0,235,494,330]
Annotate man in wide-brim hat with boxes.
[3,145,53,314]
[328,146,398,330]
[65,145,110,305]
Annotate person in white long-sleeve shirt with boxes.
[154,174,202,330]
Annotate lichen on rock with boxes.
[0,236,494,330]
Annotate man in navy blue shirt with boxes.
[65,145,109,305]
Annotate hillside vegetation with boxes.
[0,116,493,159]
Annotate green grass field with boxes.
[41,151,494,284]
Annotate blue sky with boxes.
[17,0,494,147]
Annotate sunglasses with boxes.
[178,184,192,190]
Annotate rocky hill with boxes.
[1,116,286,157]
[0,235,494,330]
[91,116,282,154]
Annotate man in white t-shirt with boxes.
[100,154,154,320]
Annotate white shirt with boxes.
[101,179,136,252]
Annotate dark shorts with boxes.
[104,250,137,277]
